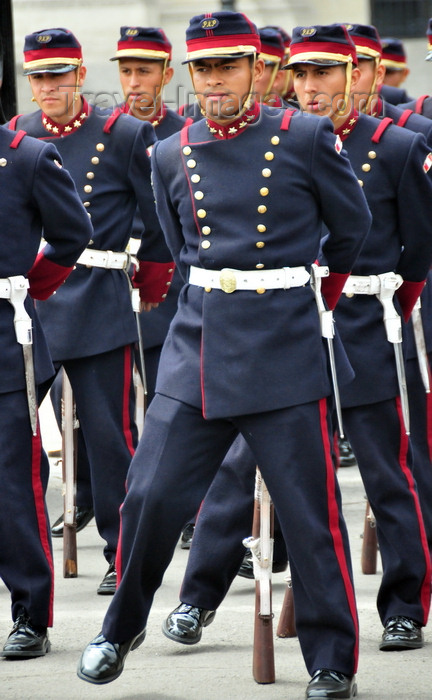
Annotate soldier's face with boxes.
[351,58,385,112]
[118,58,174,119]
[190,56,264,122]
[292,63,348,121]
[28,66,86,124]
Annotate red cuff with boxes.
[133,260,175,302]
[321,272,350,310]
[28,253,73,300]
[396,280,426,322]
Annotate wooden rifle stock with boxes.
[361,499,378,575]
[249,470,275,684]
[276,576,297,638]
[61,370,78,578]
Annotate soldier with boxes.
[290,22,432,653]
[9,28,174,595]
[254,26,286,107]
[0,36,93,657]
[49,26,189,549]
[78,11,372,699]
[400,19,432,117]
[380,37,413,105]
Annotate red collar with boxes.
[206,101,260,140]
[41,98,90,136]
[120,101,168,127]
[334,110,359,141]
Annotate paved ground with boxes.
[0,400,431,699]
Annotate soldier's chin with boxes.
[203,98,238,120]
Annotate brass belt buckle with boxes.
[219,268,237,294]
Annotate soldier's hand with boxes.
[141,301,160,312]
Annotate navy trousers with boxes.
[0,389,53,628]
[103,394,359,677]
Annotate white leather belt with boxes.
[0,276,29,299]
[189,265,311,294]
[77,248,131,270]
[343,272,402,296]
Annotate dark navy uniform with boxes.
[11,29,174,571]
[0,125,92,644]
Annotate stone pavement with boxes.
[0,400,431,699]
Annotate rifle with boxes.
[61,370,78,578]
[361,499,378,575]
[243,469,275,684]
[276,573,297,638]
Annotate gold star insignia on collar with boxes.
[42,117,47,124]
[228,126,238,134]
[73,119,81,128]
[80,113,87,120]
[52,126,59,134]
[343,128,351,135]
[218,129,224,137]
[45,122,53,130]
[209,127,217,133]
[239,121,247,128]
[349,118,356,126]
[64,126,72,132]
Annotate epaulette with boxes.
[415,95,429,115]
[103,107,122,134]
[9,130,27,149]
[396,109,414,128]
[371,117,393,144]
[8,114,22,131]
[280,109,296,131]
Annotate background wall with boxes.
[10,0,431,114]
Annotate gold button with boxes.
[201,240,211,249]
[183,146,192,155]
[262,168,272,177]
[0,158,7,167]
[88,239,94,245]
[194,191,204,200]
[256,241,265,248]
[187,159,196,168]
[87,172,95,179]
[256,263,265,269]
[257,205,267,214]
[362,163,371,172]
[166,281,171,286]
[168,268,174,273]
[345,292,354,298]
[87,212,91,218]
[205,286,212,292]
[191,174,201,183]
[197,209,207,218]
[84,185,92,193]
[271,136,280,145]
[162,293,167,298]
[264,152,274,161]
[368,150,377,159]
[358,179,364,187]
[96,143,105,152]
[256,288,266,294]
[260,187,269,196]
[257,224,266,233]
[202,226,211,235]
[91,156,100,165]
[83,201,91,207]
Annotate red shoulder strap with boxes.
[396,109,414,128]
[415,95,429,114]
[8,114,21,131]
[180,123,190,147]
[103,107,122,134]
[184,117,194,128]
[280,108,296,131]
[9,130,27,149]
[371,117,393,144]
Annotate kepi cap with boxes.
[258,27,285,65]
[23,28,82,75]
[345,24,382,60]
[110,27,172,62]
[287,24,357,68]
[381,37,407,69]
[183,11,260,63]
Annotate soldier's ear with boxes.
[254,57,265,82]
[350,67,361,91]
[78,65,87,86]
[163,66,174,86]
[375,63,386,87]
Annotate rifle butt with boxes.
[253,583,275,684]
[361,501,378,575]
[63,524,78,578]
[276,579,297,638]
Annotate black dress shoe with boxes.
[51,506,94,537]
[338,438,357,468]
[306,669,357,698]
[379,615,423,651]
[1,611,51,658]
[180,522,195,549]
[77,629,146,685]
[162,603,216,645]
[97,562,117,595]
[237,552,288,579]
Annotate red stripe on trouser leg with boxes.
[31,426,54,627]
[123,345,136,458]
[319,397,359,672]
[395,396,432,623]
